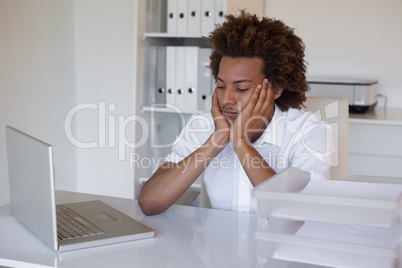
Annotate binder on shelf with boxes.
[150,46,212,112]
[146,0,167,33]
[161,0,224,35]
[198,48,213,111]
[167,0,178,34]
[144,46,157,106]
[211,68,216,95]
[211,73,216,96]
[187,0,201,34]
[214,0,225,26]
[184,46,199,111]
[176,0,187,34]
[155,46,167,105]
[201,0,215,35]
[175,46,186,110]
[166,46,176,106]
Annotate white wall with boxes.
[0,0,77,206]
[227,0,265,17]
[0,0,138,206]
[72,0,137,198]
[266,0,402,109]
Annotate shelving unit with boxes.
[134,1,238,208]
[141,105,206,115]
[142,33,210,50]
[134,3,221,202]
[143,32,208,39]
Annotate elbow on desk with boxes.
[138,194,165,216]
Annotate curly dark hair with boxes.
[205,11,308,111]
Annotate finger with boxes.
[240,83,261,116]
[251,83,263,106]
[262,79,271,102]
[211,89,219,112]
[262,81,276,111]
[254,78,268,112]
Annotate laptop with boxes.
[5,125,154,252]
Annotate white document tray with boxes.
[252,168,402,228]
[254,217,400,268]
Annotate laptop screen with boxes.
[6,126,58,250]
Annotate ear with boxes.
[274,88,283,100]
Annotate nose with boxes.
[221,87,237,106]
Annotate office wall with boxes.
[227,0,265,17]
[0,0,77,206]
[73,0,137,198]
[0,0,138,206]
[265,0,402,109]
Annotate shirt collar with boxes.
[253,104,286,148]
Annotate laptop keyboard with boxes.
[57,206,105,240]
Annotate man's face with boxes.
[216,56,267,122]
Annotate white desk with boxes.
[1,188,398,268]
[0,191,259,268]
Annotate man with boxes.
[139,11,333,215]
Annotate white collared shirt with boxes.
[165,105,334,213]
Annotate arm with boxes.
[138,134,225,215]
[138,90,229,215]
[232,139,276,187]
[230,79,281,186]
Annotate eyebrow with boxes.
[216,77,254,84]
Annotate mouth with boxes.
[221,109,238,118]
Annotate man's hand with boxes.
[229,78,278,186]
[231,78,275,144]
[211,89,231,147]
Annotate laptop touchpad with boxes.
[89,212,117,222]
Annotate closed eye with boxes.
[236,87,251,92]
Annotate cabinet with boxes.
[348,108,402,178]
[134,0,227,201]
